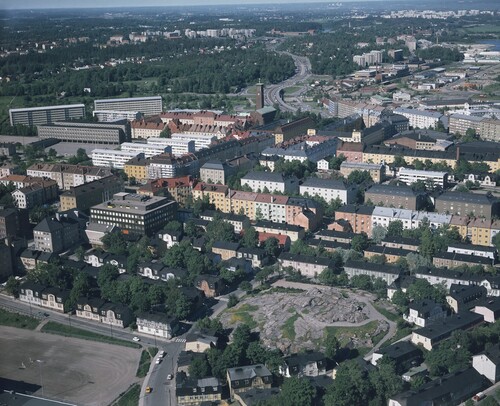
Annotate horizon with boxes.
[1,0,396,10]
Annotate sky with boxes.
[0,0,385,10]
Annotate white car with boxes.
[167,374,173,380]
[155,358,162,365]
[158,350,165,358]
[132,336,140,342]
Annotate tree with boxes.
[163,220,183,234]
[406,253,431,272]
[324,334,340,360]
[101,232,127,255]
[263,237,280,257]
[5,276,20,298]
[239,280,252,292]
[351,233,369,252]
[324,361,373,406]
[160,126,172,138]
[347,170,373,185]
[406,279,446,304]
[241,227,258,248]
[318,267,338,286]
[371,225,387,244]
[174,295,191,320]
[387,220,404,237]
[188,356,210,379]
[227,294,239,308]
[493,232,500,253]
[274,376,317,406]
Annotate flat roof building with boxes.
[9,104,85,126]
[94,96,162,117]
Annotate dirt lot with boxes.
[0,326,142,406]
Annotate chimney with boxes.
[456,146,460,161]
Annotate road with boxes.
[264,51,313,113]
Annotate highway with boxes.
[264,51,313,113]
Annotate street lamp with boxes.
[36,359,44,397]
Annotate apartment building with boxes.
[398,167,448,188]
[435,192,499,220]
[273,117,315,144]
[393,108,444,130]
[335,205,374,235]
[120,142,169,158]
[91,149,142,169]
[343,260,402,285]
[130,120,166,139]
[147,153,199,179]
[371,206,451,233]
[146,137,196,155]
[278,253,334,278]
[27,163,113,190]
[365,184,426,210]
[300,178,357,204]
[339,161,385,183]
[90,192,177,236]
[60,175,124,212]
[33,214,80,253]
[94,96,162,117]
[93,110,142,122]
[241,171,299,194]
[123,155,149,183]
[138,176,195,206]
[37,121,130,144]
[9,104,85,126]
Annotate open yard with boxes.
[0,326,142,406]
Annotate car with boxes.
[145,386,152,393]
[473,392,486,402]
[167,374,173,380]
[155,358,162,365]
[132,336,140,342]
[158,350,165,358]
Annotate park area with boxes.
[0,325,142,406]
[220,284,392,354]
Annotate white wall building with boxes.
[146,137,197,155]
[241,172,299,194]
[394,108,444,129]
[171,132,217,149]
[472,348,500,383]
[299,178,356,204]
[120,142,169,158]
[91,149,142,169]
[398,167,448,188]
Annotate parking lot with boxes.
[0,326,142,406]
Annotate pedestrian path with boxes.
[172,337,186,343]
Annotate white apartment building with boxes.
[240,172,299,194]
[394,108,444,129]
[398,167,449,188]
[447,243,497,260]
[371,206,452,234]
[91,149,142,169]
[147,137,197,155]
[299,178,356,204]
[353,50,383,66]
[317,159,329,171]
[93,110,141,122]
[171,132,217,149]
[120,142,169,158]
[12,185,45,209]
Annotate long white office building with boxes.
[93,110,142,122]
[92,149,142,169]
[170,133,216,150]
[94,96,162,117]
[146,137,197,155]
[9,104,85,126]
[120,142,169,158]
[398,167,449,187]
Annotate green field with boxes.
[463,24,500,34]
[227,303,258,329]
[281,313,301,341]
[136,347,158,378]
[112,383,141,406]
[324,320,380,347]
[0,308,40,330]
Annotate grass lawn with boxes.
[373,303,400,323]
[112,383,141,406]
[380,326,414,348]
[0,308,40,330]
[227,303,258,329]
[283,86,302,94]
[281,313,301,341]
[324,320,380,347]
[41,321,140,348]
[464,24,500,34]
[136,347,158,378]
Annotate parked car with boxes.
[145,386,152,393]
[155,358,162,365]
[132,336,140,342]
[158,350,165,358]
[167,374,173,380]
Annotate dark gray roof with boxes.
[408,299,443,317]
[242,171,293,183]
[436,191,498,205]
[301,177,348,190]
[315,229,356,240]
[235,387,281,405]
[366,184,419,197]
[434,251,494,266]
[381,235,420,247]
[212,240,239,251]
[448,284,487,302]
[255,220,304,232]
[227,364,272,381]
[477,345,500,365]
[283,351,325,367]
[201,159,226,170]
[375,341,422,360]
[365,245,412,257]
[336,204,375,216]
[137,311,177,324]
[390,368,489,406]
[308,239,351,251]
[33,217,63,233]
[413,312,484,341]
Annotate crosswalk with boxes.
[172,337,186,343]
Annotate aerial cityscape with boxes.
[0,0,500,405]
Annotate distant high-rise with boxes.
[9,104,85,126]
[94,96,162,117]
[256,82,264,110]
